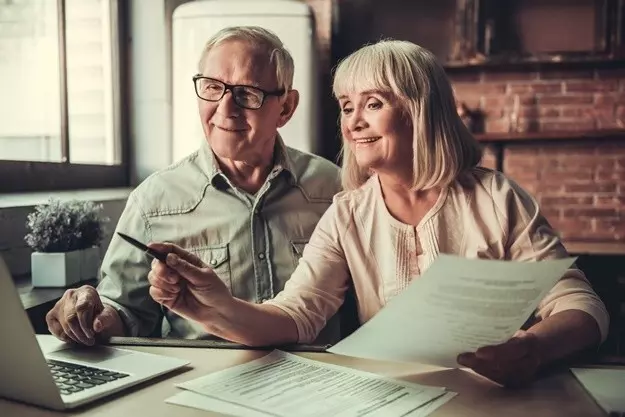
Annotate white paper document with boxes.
[328,254,576,368]
[167,390,271,417]
[570,367,625,415]
[166,390,456,417]
[168,350,455,417]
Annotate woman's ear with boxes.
[277,89,299,128]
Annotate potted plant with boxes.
[25,198,109,288]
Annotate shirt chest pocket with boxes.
[289,239,308,268]
[190,244,232,291]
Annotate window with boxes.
[0,0,128,192]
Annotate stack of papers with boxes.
[166,350,455,417]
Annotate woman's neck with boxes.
[378,174,442,227]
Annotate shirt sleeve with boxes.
[490,172,610,342]
[264,200,352,343]
[97,192,163,337]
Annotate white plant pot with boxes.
[31,247,100,288]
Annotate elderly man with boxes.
[45,26,341,345]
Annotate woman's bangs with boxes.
[333,47,391,97]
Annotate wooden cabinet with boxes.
[334,0,625,67]
[462,0,625,66]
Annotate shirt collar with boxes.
[196,133,298,186]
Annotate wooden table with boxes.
[0,341,605,417]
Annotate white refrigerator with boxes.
[172,0,320,162]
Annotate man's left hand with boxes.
[457,330,542,387]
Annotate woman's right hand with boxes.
[147,243,234,327]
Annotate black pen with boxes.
[116,232,169,262]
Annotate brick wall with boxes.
[450,67,625,133]
[450,67,625,247]
[480,144,498,170]
[503,141,625,245]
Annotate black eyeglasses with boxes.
[192,75,285,110]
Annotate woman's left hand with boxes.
[457,330,543,387]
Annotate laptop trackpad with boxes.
[47,346,132,365]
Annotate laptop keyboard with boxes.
[47,359,130,396]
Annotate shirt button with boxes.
[209,259,217,266]
[258,253,265,260]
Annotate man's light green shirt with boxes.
[97,136,341,339]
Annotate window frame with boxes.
[0,0,130,193]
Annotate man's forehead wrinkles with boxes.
[199,68,270,88]
[200,43,279,91]
[201,66,276,89]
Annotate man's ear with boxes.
[277,89,299,128]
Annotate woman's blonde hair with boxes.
[198,26,294,92]
[333,40,483,191]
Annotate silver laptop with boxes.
[0,256,190,410]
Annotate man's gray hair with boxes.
[198,26,295,91]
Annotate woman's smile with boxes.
[353,136,381,144]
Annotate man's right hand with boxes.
[46,285,125,345]
[147,242,234,329]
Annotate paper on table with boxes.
[173,350,454,417]
[570,368,625,415]
[167,390,271,417]
[166,390,457,417]
[328,254,576,368]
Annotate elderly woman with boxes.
[148,40,609,387]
